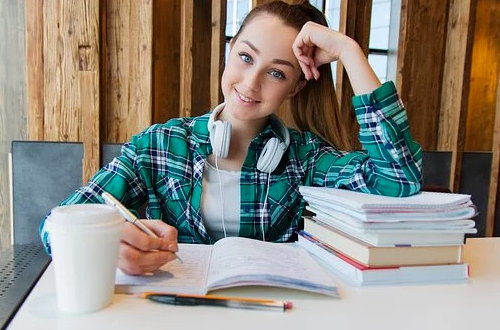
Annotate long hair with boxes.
[232,1,352,150]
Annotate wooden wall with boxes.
[23,0,219,183]
[397,0,450,151]
[473,0,500,236]
[1,0,500,251]
[465,0,500,152]
[396,0,500,234]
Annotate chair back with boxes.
[11,141,83,245]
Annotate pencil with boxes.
[141,292,293,312]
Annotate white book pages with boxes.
[305,200,477,222]
[306,206,477,231]
[299,186,472,212]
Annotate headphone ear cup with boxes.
[210,120,231,158]
[257,138,285,173]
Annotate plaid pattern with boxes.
[40,81,422,251]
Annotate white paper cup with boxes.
[46,204,124,314]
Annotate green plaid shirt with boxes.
[40,81,422,250]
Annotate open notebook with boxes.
[115,237,339,297]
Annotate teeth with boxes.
[238,91,255,103]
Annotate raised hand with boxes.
[292,21,380,95]
[292,21,351,80]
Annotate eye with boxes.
[270,70,285,80]
[238,53,252,64]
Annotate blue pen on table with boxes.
[141,292,293,312]
[101,191,183,263]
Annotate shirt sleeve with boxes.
[39,138,148,255]
[307,81,422,197]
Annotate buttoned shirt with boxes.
[40,81,422,252]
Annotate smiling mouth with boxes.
[236,90,259,103]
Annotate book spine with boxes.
[297,235,362,282]
[304,218,371,264]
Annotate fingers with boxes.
[144,220,179,252]
[121,222,157,251]
[311,64,320,81]
[118,243,177,275]
[293,40,311,80]
[298,53,318,81]
[293,36,319,81]
[121,220,178,252]
[119,221,179,275]
[298,60,313,81]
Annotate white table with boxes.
[8,238,500,330]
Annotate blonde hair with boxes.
[233,1,352,150]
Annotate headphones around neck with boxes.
[208,103,290,174]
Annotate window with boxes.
[369,0,391,82]
[225,0,252,63]
[225,0,393,83]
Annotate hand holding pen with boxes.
[102,192,182,275]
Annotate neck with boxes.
[218,108,269,146]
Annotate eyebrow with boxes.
[241,40,296,70]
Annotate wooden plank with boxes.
[99,0,107,139]
[180,0,193,118]
[465,0,500,151]
[486,58,500,237]
[437,0,476,192]
[128,0,153,134]
[397,0,449,151]
[0,0,27,250]
[104,0,153,143]
[43,0,81,142]
[153,0,181,123]
[76,0,100,183]
[337,0,372,150]
[25,0,44,141]
[75,1,99,71]
[80,71,100,184]
[190,0,212,116]
[104,0,128,142]
[210,0,226,109]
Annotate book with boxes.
[297,232,469,285]
[307,206,477,232]
[305,199,477,222]
[299,186,472,212]
[303,218,462,266]
[304,214,468,246]
[115,237,339,297]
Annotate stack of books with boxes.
[297,187,477,286]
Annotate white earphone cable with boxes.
[214,156,227,238]
[261,173,271,242]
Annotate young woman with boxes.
[40,1,422,275]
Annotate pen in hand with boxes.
[101,191,183,264]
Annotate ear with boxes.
[286,79,307,99]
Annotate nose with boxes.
[243,68,261,92]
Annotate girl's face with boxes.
[221,14,304,126]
